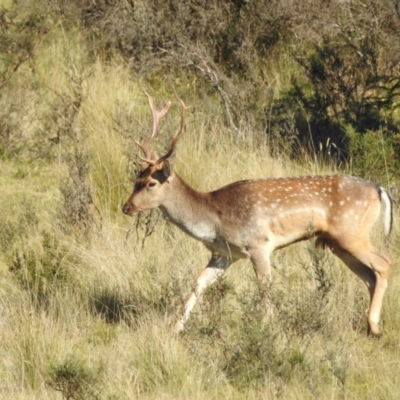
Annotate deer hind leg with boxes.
[330,242,391,336]
[175,253,235,333]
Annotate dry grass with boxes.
[0,22,399,400]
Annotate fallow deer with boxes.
[122,94,392,336]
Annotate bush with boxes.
[43,0,294,136]
[47,354,101,400]
[267,0,400,160]
[53,75,97,232]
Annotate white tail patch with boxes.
[380,187,393,236]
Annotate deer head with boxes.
[122,94,189,216]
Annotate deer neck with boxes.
[159,173,216,242]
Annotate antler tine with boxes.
[157,99,191,163]
[136,92,171,162]
[147,93,171,138]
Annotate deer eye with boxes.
[148,181,157,188]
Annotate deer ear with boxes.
[162,159,171,178]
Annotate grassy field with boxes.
[0,15,399,400]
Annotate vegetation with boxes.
[0,0,399,398]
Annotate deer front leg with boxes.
[250,247,274,317]
[175,253,234,333]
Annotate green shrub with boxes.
[267,1,400,161]
[47,354,101,400]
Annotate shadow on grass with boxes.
[90,287,143,325]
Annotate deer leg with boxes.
[175,253,234,333]
[250,247,273,317]
[331,243,391,336]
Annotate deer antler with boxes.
[136,92,171,164]
[156,99,190,164]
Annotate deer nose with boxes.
[122,203,131,215]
